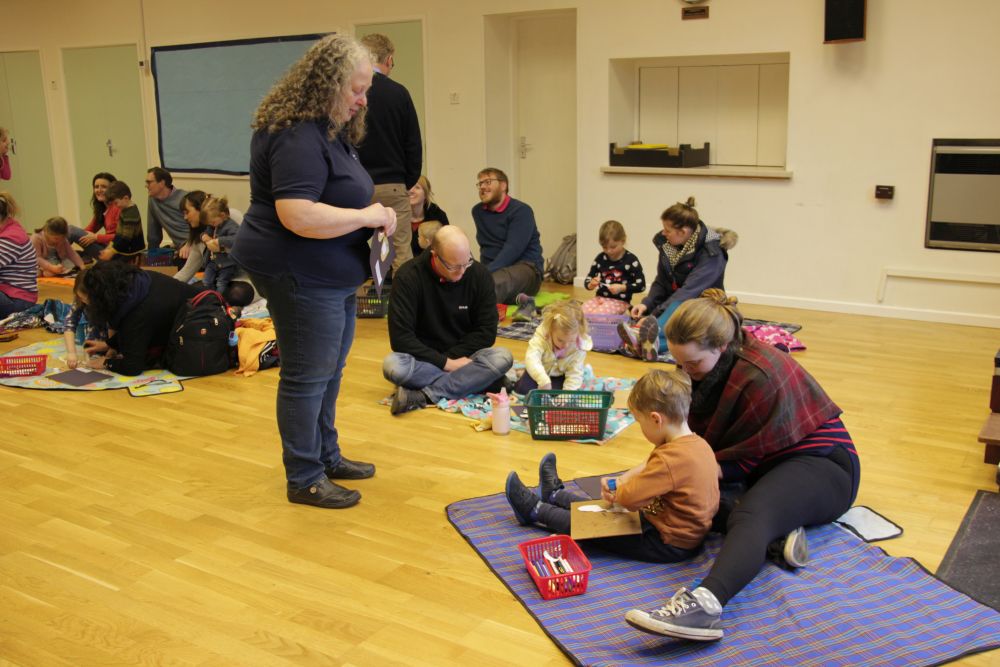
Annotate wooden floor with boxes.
[2,281,998,666]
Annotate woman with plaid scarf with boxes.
[625,289,860,641]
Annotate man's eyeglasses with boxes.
[476,178,499,188]
[436,254,474,272]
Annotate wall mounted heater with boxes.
[926,138,1000,253]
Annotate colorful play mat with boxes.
[0,339,187,397]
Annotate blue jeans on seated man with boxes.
[250,271,357,488]
[382,347,514,403]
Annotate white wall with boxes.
[4,0,1000,325]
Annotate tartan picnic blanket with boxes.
[447,484,1000,667]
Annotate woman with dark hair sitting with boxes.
[68,172,119,262]
[79,261,200,375]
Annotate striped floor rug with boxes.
[448,484,1000,666]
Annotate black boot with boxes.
[538,452,564,503]
[287,477,360,509]
[505,471,541,526]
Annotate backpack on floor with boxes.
[544,233,577,285]
[163,290,235,377]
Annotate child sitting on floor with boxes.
[199,195,239,293]
[32,216,87,277]
[61,268,107,369]
[506,369,719,564]
[416,220,443,253]
[583,219,646,315]
[514,299,592,394]
[99,181,145,264]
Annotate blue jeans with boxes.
[382,347,513,403]
[0,291,35,318]
[652,300,681,354]
[68,225,106,261]
[202,261,236,294]
[250,272,357,488]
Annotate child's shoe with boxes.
[767,526,809,568]
[617,321,641,357]
[637,315,660,362]
[505,471,541,526]
[512,292,537,322]
[538,452,564,503]
[624,587,724,641]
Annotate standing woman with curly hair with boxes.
[232,33,397,510]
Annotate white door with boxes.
[514,13,576,260]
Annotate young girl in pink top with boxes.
[32,216,86,276]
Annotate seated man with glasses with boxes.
[472,167,544,304]
[383,225,514,415]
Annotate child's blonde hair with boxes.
[417,220,442,248]
[541,299,588,338]
[598,219,626,246]
[201,195,230,224]
[627,368,692,424]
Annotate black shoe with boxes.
[326,456,375,480]
[287,477,360,509]
[538,452,564,503]
[767,526,809,568]
[505,471,540,526]
[390,386,428,415]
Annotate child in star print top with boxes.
[583,220,646,315]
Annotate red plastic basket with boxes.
[497,303,508,321]
[0,354,47,378]
[517,534,591,600]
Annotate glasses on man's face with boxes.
[476,178,498,188]
[436,254,474,272]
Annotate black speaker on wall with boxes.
[825,0,866,43]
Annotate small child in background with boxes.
[0,127,11,180]
[514,299,593,395]
[199,195,239,293]
[416,220,442,253]
[583,219,646,315]
[61,269,107,369]
[32,216,86,276]
[99,181,145,264]
[505,368,720,565]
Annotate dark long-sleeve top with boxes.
[410,202,450,258]
[642,222,726,318]
[357,71,422,188]
[105,271,200,376]
[471,196,544,273]
[387,251,499,369]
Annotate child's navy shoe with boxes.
[538,452,564,503]
[767,526,809,568]
[637,315,660,362]
[512,292,537,322]
[505,471,541,526]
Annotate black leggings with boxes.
[700,446,859,606]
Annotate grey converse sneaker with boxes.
[624,587,724,641]
[769,526,809,568]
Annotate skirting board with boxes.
[570,277,1000,328]
[731,291,1000,329]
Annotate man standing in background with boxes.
[358,33,423,274]
[145,167,188,252]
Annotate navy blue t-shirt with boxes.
[232,120,375,289]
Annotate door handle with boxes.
[106,139,114,157]
[519,136,532,159]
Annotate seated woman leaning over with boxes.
[78,260,200,375]
[618,197,737,361]
[623,289,860,642]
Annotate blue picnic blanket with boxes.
[447,484,1000,667]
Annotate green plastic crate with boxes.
[525,390,614,440]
